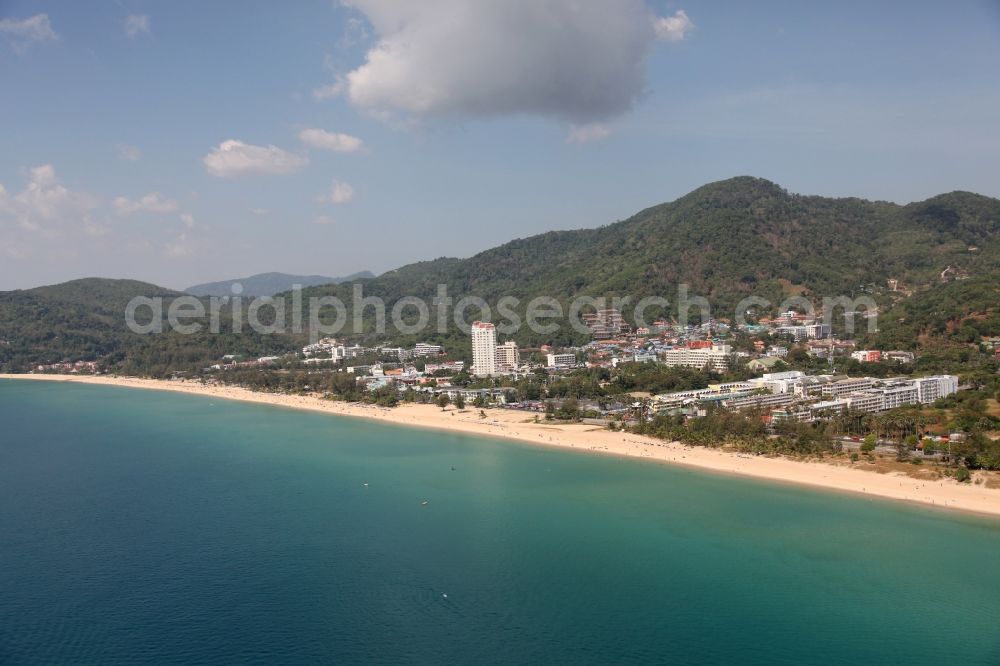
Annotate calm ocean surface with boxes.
[2,380,1000,665]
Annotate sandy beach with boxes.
[4,373,1000,518]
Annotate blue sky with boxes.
[1,0,999,290]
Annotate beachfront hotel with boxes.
[471,321,498,376]
[495,340,520,373]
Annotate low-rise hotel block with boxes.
[662,344,732,373]
[547,353,577,370]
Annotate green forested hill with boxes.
[299,177,999,340]
[0,279,179,367]
[873,275,1000,348]
[1,177,997,371]
[0,278,294,374]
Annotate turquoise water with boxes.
[2,381,1000,664]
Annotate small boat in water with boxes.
[420,500,429,506]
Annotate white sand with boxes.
[4,373,1000,518]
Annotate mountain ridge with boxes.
[302,176,998,308]
[186,271,374,297]
[2,176,997,371]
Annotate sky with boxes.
[1,0,999,291]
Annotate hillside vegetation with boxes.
[0,278,294,374]
[1,177,997,371]
[298,176,999,344]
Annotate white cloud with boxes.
[113,192,179,216]
[339,16,370,48]
[117,143,141,161]
[0,14,58,51]
[337,1,691,124]
[83,216,110,237]
[312,215,336,225]
[203,140,309,178]
[165,233,193,257]
[0,165,99,232]
[566,123,612,144]
[0,238,28,259]
[249,207,269,216]
[653,10,694,42]
[298,128,365,153]
[313,79,346,101]
[180,213,195,228]
[319,179,355,205]
[124,14,150,39]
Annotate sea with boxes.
[2,379,1000,665]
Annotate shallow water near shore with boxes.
[2,379,1000,665]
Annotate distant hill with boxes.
[0,278,295,374]
[0,278,180,371]
[186,271,374,297]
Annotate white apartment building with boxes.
[495,341,520,372]
[810,399,850,417]
[832,375,958,414]
[844,393,882,413]
[876,384,920,410]
[471,321,498,376]
[425,360,465,374]
[822,377,876,399]
[913,375,959,404]
[344,345,369,358]
[414,342,443,357]
[302,337,344,358]
[380,346,413,362]
[723,392,796,411]
[662,345,732,373]
[776,324,831,340]
[546,353,577,370]
[654,388,718,409]
[751,370,806,394]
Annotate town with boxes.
[32,301,997,465]
[88,305,990,454]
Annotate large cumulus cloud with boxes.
[336,0,692,124]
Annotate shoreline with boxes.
[4,373,1000,519]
